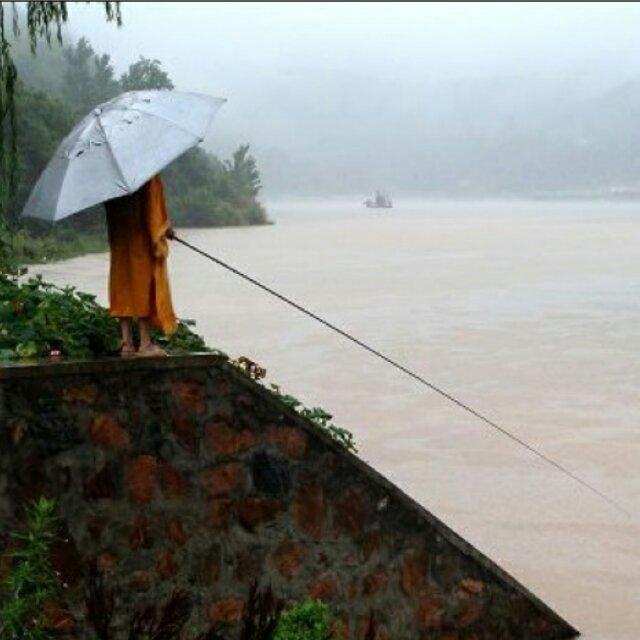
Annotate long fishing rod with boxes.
[173,234,629,517]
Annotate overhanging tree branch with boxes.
[0,2,121,222]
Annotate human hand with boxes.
[166,226,176,240]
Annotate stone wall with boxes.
[0,355,578,639]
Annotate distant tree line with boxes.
[4,34,268,264]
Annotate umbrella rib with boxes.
[50,168,71,221]
[97,116,131,193]
[127,107,204,140]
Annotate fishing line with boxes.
[173,234,629,517]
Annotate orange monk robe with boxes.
[105,175,178,335]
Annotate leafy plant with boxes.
[0,497,59,640]
[0,217,17,274]
[228,355,357,453]
[154,318,209,355]
[0,274,209,360]
[272,600,332,640]
[232,356,267,381]
[269,384,357,453]
[299,406,357,454]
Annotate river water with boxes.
[35,199,640,639]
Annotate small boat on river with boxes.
[364,191,392,209]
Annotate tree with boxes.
[225,144,262,197]
[62,37,119,115]
[9,84,73,223]
[120,56,174,92]
[2,28,268,269]
[0,1,121,237]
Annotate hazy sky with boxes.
[63,2,640,195]
[70,2,640,81]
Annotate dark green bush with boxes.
[272,600,332,640]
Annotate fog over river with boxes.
[35,200,640,640]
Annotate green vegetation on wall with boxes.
[273,600,332,640]
[232,356,358,453]
[0,500,337,640]
[0,274,208,360]
[0,497,59,640]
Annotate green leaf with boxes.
[15,341,39,358]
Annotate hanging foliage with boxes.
[0,2,121,220]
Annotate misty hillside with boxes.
[15,2,640,200]
[215,68,640,198]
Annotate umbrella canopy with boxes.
[21,90,226,222]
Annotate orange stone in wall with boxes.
[43,601,76,633]
[460,577,484,595]
[203,462,245,496]
[126,455,159,503]
[266,425,308,458]
[362,568,389,595]
[456,590,484,627]
[62,384,98,405]
[400,552,427,595]
[207,597,245,624]
[361,531,383,561]
[416,591,444,630]
[309,571,339,601]
[294,480,325,540]
[209,498,234,529]
[334,487,367,540]
[171,380,207,415]
[205,419,257,455]
[166,519,190,546]
[88,414,130,450]
[156,550,179,580]
[237,496,283,529]
[272,539,307,578]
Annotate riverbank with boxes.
[10,226,107,265]
[11,207,271,266]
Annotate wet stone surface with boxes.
[0,356,577,639]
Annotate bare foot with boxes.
[120,341,136,358]
[136,344,168,358]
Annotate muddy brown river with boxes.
[35,199,640,639]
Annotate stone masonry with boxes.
[0,355,579,639]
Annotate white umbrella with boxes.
[21,90,226,222]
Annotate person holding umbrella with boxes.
[21,89,226,357]
[106,174,176,357]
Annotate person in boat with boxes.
[105,174,177,357]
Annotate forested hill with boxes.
[7,35,268,263]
